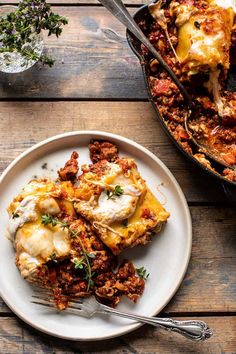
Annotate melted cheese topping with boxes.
[8,179,72,279]
[205,70,236,120]
[170,2,196,28]
[75,163,143,224]
[74,161,169,254]
[175,4,234,74]
[15,222,70,278]
[169,0,235,120]
[103,188,169,254]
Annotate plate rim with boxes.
[0,130,192,341]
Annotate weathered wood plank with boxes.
[0,206,235,314]
[166,257,236,313]
[0,101,228,203]
[0,6,148,99]
[0,316,235,353]
[2,1,151,4]
[165,206,236,313]
[121,317,236,354]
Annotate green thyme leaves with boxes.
[87,253,96,259]
[73,257,85,270]
[107,185,124,200]
[41,214,68,229]
[70,229,96,291]
[70,229,80,238]
[50,252,57,261]
[136,266,150,280]
[114,185,124,196]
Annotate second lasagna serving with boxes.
[75,141,169,255]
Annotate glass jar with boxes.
[0,5,44,73]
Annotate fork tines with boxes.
[31,290,84,312]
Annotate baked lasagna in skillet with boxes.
[140,0,236,181]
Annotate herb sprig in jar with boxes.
[0,0,68,67]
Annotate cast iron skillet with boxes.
[126,1,236,202]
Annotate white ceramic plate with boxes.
[0,131,192,341]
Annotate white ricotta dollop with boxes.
[8,196,38,240]
[95,186,141,224]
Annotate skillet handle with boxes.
[222,183,236,204]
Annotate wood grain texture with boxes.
[0,6,148,99]
[0,206,235,314]
[3,0,151,4]
[0,101,228,203]
[165,206,236,313]
[0,316,235,353]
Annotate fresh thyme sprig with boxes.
[40,215,96,291]
[70,229,96,291]
[107,185,124,200]
[0,0,68,66]
[41,214,68,229]
[50,252,57,261]
[136,266,150,280]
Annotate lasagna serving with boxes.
[140,0,236,182]
[74,141,169,255]
[7,141,169,309]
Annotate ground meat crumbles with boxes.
[89,140,119,164]
[58,151,79,181]
[37,218,145,310]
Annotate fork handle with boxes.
[99,304,213,341]
[98,0,192,107]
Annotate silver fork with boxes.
[32,291,213,341]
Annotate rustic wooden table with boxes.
[0,1,235,353]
